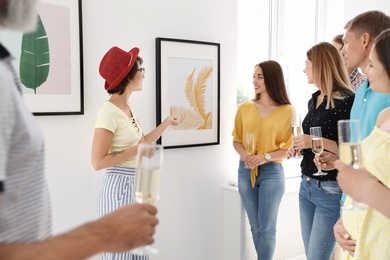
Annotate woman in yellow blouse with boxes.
[232,60,294,260]
[333,28,390,260]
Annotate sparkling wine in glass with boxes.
[245,133,255,155]
[310,126,327,176]
[291,112,303,158]
[338,119,367,211]
[132,143,163,255]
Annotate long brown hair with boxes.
[374,28,390,79]
[253,60,291,105]
[306,42,353,109]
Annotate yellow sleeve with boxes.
[232,103,245,143]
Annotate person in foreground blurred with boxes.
[332,34,366,91]
[335,164,390,219]
[287,42,354,260]
[92,46,183,259]
[333,28,390,260]
[232,60,294,260]
[0,0,158,259]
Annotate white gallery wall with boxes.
[35,0,238,260]
[32,0,389,260]
[320,0,390,41]
[344,0,390,22]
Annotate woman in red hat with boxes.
[92,46,183,260]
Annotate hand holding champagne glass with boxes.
[338,119,367,210]
[291,112,303,158]
[244,133,255,169]
[310,126,327,176]
[338,120,363,169]
[245,133,255,155]
[132,142,163,255]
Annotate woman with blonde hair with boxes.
[287,42,354,260]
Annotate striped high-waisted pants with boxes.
[97,166,148,260]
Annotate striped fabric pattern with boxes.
[0,57,52,243]
[97,166,148,260]
[2,54,22,93]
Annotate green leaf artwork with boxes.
[19,15,50,94]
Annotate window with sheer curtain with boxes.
[237,0,322,111]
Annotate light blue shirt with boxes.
[342,79,390,204]
[350,79,390,139]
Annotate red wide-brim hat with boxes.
[99,46,140,91]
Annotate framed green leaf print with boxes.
[0,0,84,115]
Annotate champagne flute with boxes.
[291,112,303,158]
[245,133,255,155]
[310,127,327,176]
[132,143,163,255]
[338,119,367,211]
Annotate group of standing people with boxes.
[332,11,390,260]
[93,7,390,260]
[2,1,390,260]
[232,10,390,260]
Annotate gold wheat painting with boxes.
[170,65,213,130]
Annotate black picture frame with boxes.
[156,37,220,149]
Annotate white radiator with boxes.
[223,177,305,260]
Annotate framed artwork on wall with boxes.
[156,37,220,149]
[0,0,84,115]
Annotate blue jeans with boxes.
[299,175,342,260]
[237,161,285,260]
